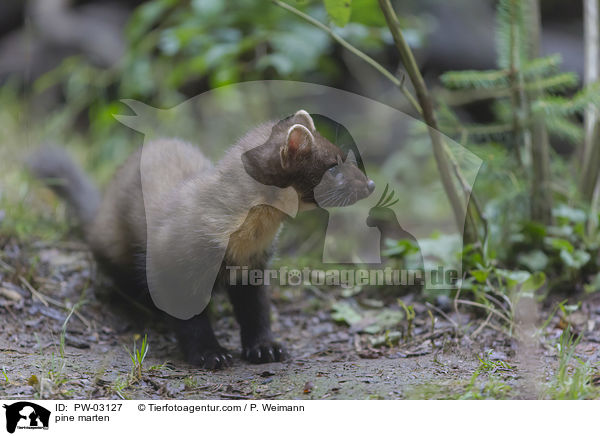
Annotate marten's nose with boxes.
[367,180,376,193]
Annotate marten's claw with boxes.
[188,348,233,369]
[243,342,287,363]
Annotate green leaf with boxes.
[272,23,330,73]
[363,324,381,334]
[545,237,574,253]
[363,310,404,334]
[349,0,385,26]
[127,0,177,43]
[256,53,294,75]
[341,285,362,298]
[560,250,591,270]
[191,0,224,16]
[553,205,587,223]
[546,225,575,238]
[375,309,404,328]
[495,269,531,287]
[324,0,353,27]
[369,331,402,347]
[517,250,549,271]
[521,272,546,293]
[382,239,420,258]
[209,63,239,88]
[204,43,239,68]
[331,302,362,325]
[584,272,600,294]
[471,269,490,283]
[521,221,547,241]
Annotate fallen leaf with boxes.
[0,286,23,302]
[303,381,314,394]
[27,374,39,386]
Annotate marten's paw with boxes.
[243,342,287,363]
[187,348,233,369]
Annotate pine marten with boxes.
[30,110,375,369]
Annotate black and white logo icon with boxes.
[3,402,50,434]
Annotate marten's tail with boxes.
[28,146,101,227]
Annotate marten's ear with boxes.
[293,109,316,132]
[281,124,314,168]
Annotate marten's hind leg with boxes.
[170,311,233,369]
[227,284,287,363]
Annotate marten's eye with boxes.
[328,166,339,175]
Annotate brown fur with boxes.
[30,110,374,368]
[227,205,286,266]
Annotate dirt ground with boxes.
[1,236,599,400]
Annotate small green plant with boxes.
[544,327,599,399]
[124,334,149,381]
[112,376,130,400]
[398,299,415,340]
[459,264,548,337]
[148,362,170,371]
[1,367,9,383]
[458,353,515,399]
[183,376,199,390]
[482,376,513,399]
[477,350,515,373]
[459,370,513,400]
[59,301,86,358]
[29,352,69,399]
[47,352,68,388]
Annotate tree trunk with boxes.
[528,0,554,224]
[583,0,599,167]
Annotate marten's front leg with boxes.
[227,284,287,363]
[170,311,233,369]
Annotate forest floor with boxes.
[1,236,600,400]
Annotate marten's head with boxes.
[243,110,375,208]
